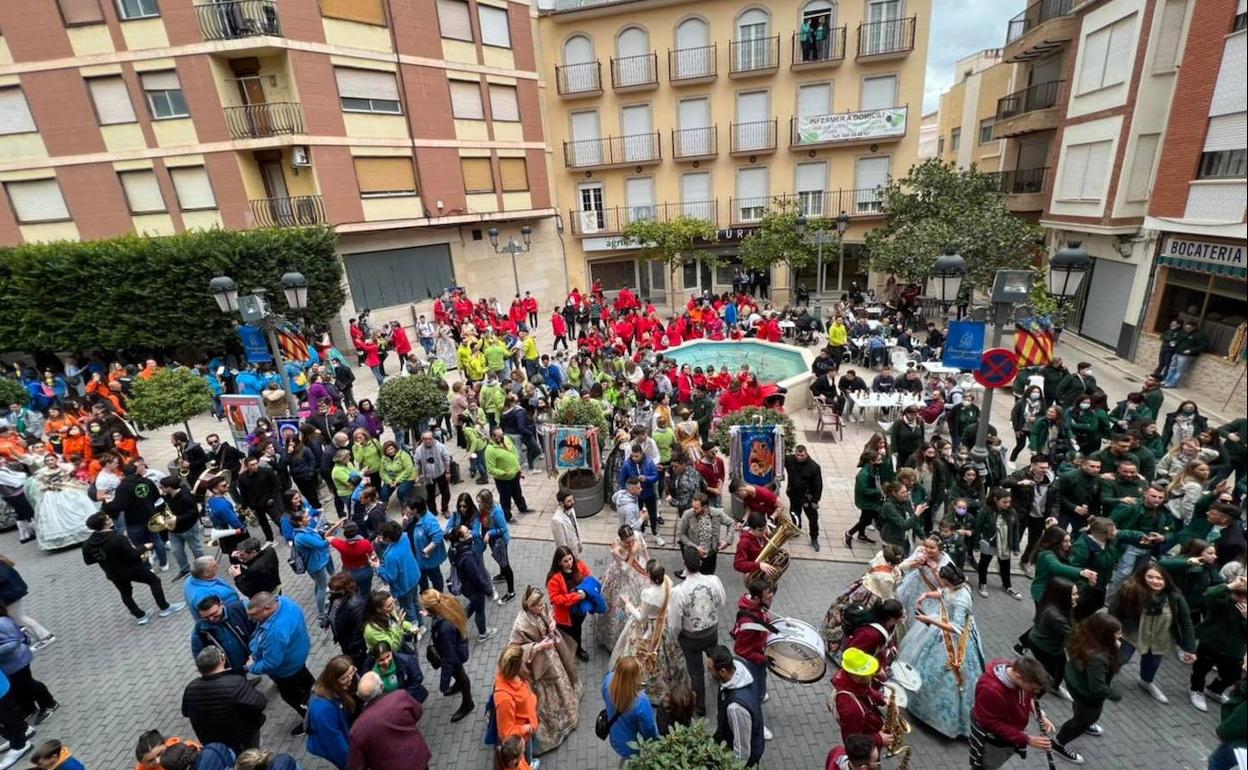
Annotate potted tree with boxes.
[127,367,215,441]
[625,723,746,770]
[552,397,610,518]
[711,406,797,520]
[376,375,447,446]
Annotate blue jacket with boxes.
[408,512,448,570]
[206,495,245,530]
[602,671,659,758]
[249,596,311,678]
[196,744,236,770]
[575,575,608,615]
[293,527,331,574]
[59,758,86,770]
[540,364,563,392]
[724,303,739,326]
[306,693,350,770]
[0,617,31,675]
[235,371,264,396]
[281,502,320,543]
[0,668,8,699]
[191,599,254,673]
[620,456,661,500]
[0,562,28,604]
[470,505,511,553]
[378,533,421,598]
[184,577,241,617]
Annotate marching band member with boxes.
[826,734,880,770]
[829,649,889,749]
[968,656,1053,770]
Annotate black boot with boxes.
[450,679,474,722]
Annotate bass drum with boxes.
[764,617,827,684]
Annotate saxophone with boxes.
[748,519,800,585]
[883,687,912,769]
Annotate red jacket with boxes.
[347,690,432,770]
[695,455,725,492]
[831,669,886,747]
[391,327,412,356]
[733,530,766,577]
[547,561,591,627]
[551,314,567,337]
[523,296,538,314]
[731,594,771,665]
[971,659,1035,748]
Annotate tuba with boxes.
[748,519,800,585]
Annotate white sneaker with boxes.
[653,535,666,547]
[762,726,773,741]
[160,562,170,573]
[158,602,186,618]
[1083,723,1103,737]
[0,743,33,770]
[29,635,55,653]
[1005,588,1024,601]
[1140,680,1169,704]
[1207,689,1232,705]
[977,585,989,598]
[135,612,152,626]
[478,627,498,642]
[1190,690,1208,712]
[1023,564,1035,579]
[763,692,769,703]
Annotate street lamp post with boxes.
[969,269,1033,470]
[926,247,968,316]
[795,210,850,298]
[209,271,309,415]
[488,225,533,297]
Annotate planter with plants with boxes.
[376,375,448,446]
[623,722,746,770]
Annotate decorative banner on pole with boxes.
[975,347,1020,389]
[238,325,272,363]
[221,394,265,449]
[1015,316,1055,367]
[794,107,907,145]
[276,321,311,362]
[554,427,591,471]
[942,320,987,370]
[732,425,785,487]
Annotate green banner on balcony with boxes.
[796,106,906,145]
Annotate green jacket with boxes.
[1109,500,1172,535]
[1133,444,1158,481]
[1175,329,1207,357]
[1217,684,1248,747]
[971,506,1009,549]
[1196,583,1247,658]
[351,438,384,473]
[1025,605,1072,657]
[483,342,509,372]
[484,440,520,480]
[1056,372,1097,408]
[1029,416,1072,454]
[877,498,922,549]
[1090,448,1140,476]
[692,395,715,431]
[479,384,505,420]
[853,465,884,511]
[1055,468,1099,521]
[332,462,359,498]
[1160,556,1224,617]
[1063,652,1121,704]
[1100,477,1147,516]
[1217,418,1248,470]
[1107,588,1196,653]
[653,427,675,463]
[1070,528,1146,588]
[463,424,489,454]
[380,450,416,486]
[1141,386,1164,418]
[1031,549,1086,602]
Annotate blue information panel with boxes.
[942,320,987,370]
[238,325,273,363]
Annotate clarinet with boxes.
[1032,697,1056,770]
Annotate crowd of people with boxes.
[0,277,1241,770]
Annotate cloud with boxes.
[923,0,1027,113]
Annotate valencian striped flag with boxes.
[276,321,311,362]
[1015,316,1055,367]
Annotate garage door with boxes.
[1077,258,1136,348]
[344,244,455,311]
[589,259,636,292]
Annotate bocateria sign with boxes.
[1161,237,1246,270]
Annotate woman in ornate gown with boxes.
[608,559,690,711]
[27,453,96,550]
[603,430,631,507]
[822,544,907,657]
[673,408,702,462]
[895,563,986,739]
[507,585,583,755]
[594,524,650,652]
[893,535,953,641]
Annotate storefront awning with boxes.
[1158,254,1247,280]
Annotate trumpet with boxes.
[748,519,799,585]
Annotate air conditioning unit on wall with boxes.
[291,145,311,168]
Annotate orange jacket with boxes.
[0,434,27,461]
[43,414,78,439]
[138,364,159,380]
[113,436,138,461]
[492,674,539,743]
[58,432,93,463]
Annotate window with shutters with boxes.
[795,162,826,217]
[140,71,189,119]
[499,158,528,192]
[854,155,890,214]
[949,128,961,152]
[5,179,70,223]
[118,170,167,214]
[979,118,994,145]
[1125,134,1160,201]
[319,0,386,26]
[461,157,494,193]
[735,166,767,222]
[1056,140,1112,201]
[57,0,104,26]
[355,157,418,197]
[0,88,37,136]
[861,75,897,111]
[1078,13,1137,93]
[437,0,473,41]
[335,68,402,114]
[170,166,217,210]
[1151,0,1187,73]
[1198,149,1247,179]
[87,77,137,125]
[449,80,484,120]
[478,5,510,48]
[116,0,159,20]
[489,85,520,122]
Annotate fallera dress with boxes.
[894,584,986,739]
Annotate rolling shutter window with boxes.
[140,70,181,91]
[58,0,104,25]
[437,0,473,41]
[1209,33,1246,117]
[736,166,766,199]
[1078,25,1111,92]
[170,166,217,210]
[87,77,137,125]
[0,88,36,136]
[1204,112,1247,152]
[1102,14,1136,87]
[489,85,520,121]
[1059,141,1113,200]
[461,157,494,193]
[795,162,825,193]
[1057,144,1088,199]
[1151,0,1187,73]
[319,0,386,26]
[855,155,890,191]
[498,158,528,192]
[1081,142,1111,200]
[354,157,418,196]
[334,68,400,101]
[798,83,831,117]
[478,5,511,48]
[119,170,167,213]
[1125,134,1160,201]
[861,75,896,110]
[4,179,70,223]
[449,80,484,119]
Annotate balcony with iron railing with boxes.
[555,61,602,98]
[611,53,659,91]
[672,126,717,160]
[772,189,888,218]
[223,102,304,140]
[251,195,324,227]
[792,27,846,69]
[567,200,718,236]
[856,17,916,60]
[790,105,907,149]
[729,36,780,77]
[989,167,1049,212]
[668,44,717,84]
[563,132,661,169]
[730,119,777,156]
[993,80,1063,137]
[1004,0,1075,62]
[195,0,281,42]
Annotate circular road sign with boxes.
[975,347,1019,389]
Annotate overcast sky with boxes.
[923,0,1027,113]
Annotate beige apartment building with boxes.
[534,0,932,306]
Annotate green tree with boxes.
[0,379,27,409]
[376,375,447,433]
[738,197,836,274]
[864,158,1044,289]
[127,368,214,439]
[613,215,717,311]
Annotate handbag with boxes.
[426,639,443,670]
[288,545,307,575]
[595,706,624,740]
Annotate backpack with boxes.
[839,602,877,641]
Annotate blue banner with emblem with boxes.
[942,320,987,371]
[238,325,273,363]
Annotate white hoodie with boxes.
[721,661,757,763]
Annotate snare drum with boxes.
[764,617,827,684]
[889,661,922,692]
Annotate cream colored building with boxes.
[534,0,932,305]
[935,48,1012,173]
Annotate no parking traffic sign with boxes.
[974,347,1019,389]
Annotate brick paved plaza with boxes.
[6,337,1233,770]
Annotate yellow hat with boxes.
[841,648,880,678]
